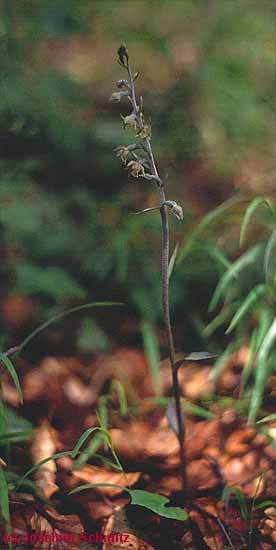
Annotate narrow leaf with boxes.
[179,194,244,262]
[254,500,276,511]
[168,242,179,279]
[222,486,249,520]
[248,318,276,424]
[18,302,123,352]
[263,228,276,282]
[240,197,271,246]
[0,468,10,528]
[0,352,23,404]
[142,322,161,396]
[130,207,159,215]
[209,244,262,311]
[226,284,266,334]
[184,351,217,362]
[256,414,276,425]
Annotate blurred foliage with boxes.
[0,1,273,352]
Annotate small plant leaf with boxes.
[0,352,23,404]
[239,197,272,246]
[128,489,188,520]
[226,284,266,334]
[222,486,249,520]
[69,484,188,520]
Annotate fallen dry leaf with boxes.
[58,457,141,496]
[30,420,59,498]
[29,507,83,550]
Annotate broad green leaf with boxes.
[209,244,262,311]
[222,486,249,520]
[0,353,23,404]
[129,489,187,520]
[142,321,161,396]
[69,484,188,521]
[226,284,266,334]
[240,197,272,246]
[0,468,11,528]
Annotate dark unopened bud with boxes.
[117,44,129,67]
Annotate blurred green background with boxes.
[0,0,274,356]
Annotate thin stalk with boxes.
[126,57,186,491]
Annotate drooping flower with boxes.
[137,125,151,139]
[127,160,145,178]
[121,113,137,131]
[115,146,130,164]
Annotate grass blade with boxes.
[226,284,266,334]
[18,301,124,353]
[209,244,262,312]
[240,197,272,246]
[142,321,161,396]
[263,228,276,282]
[0,468,11,530]
[179,194,244,262]
[248,318,276,424]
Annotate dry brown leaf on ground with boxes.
[29,507,83,550]
[30,420,59,498]
[58,457,141,496]
[90,348,154,401]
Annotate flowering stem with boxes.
[124,52,186,492]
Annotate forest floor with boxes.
[1,343,276,550]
